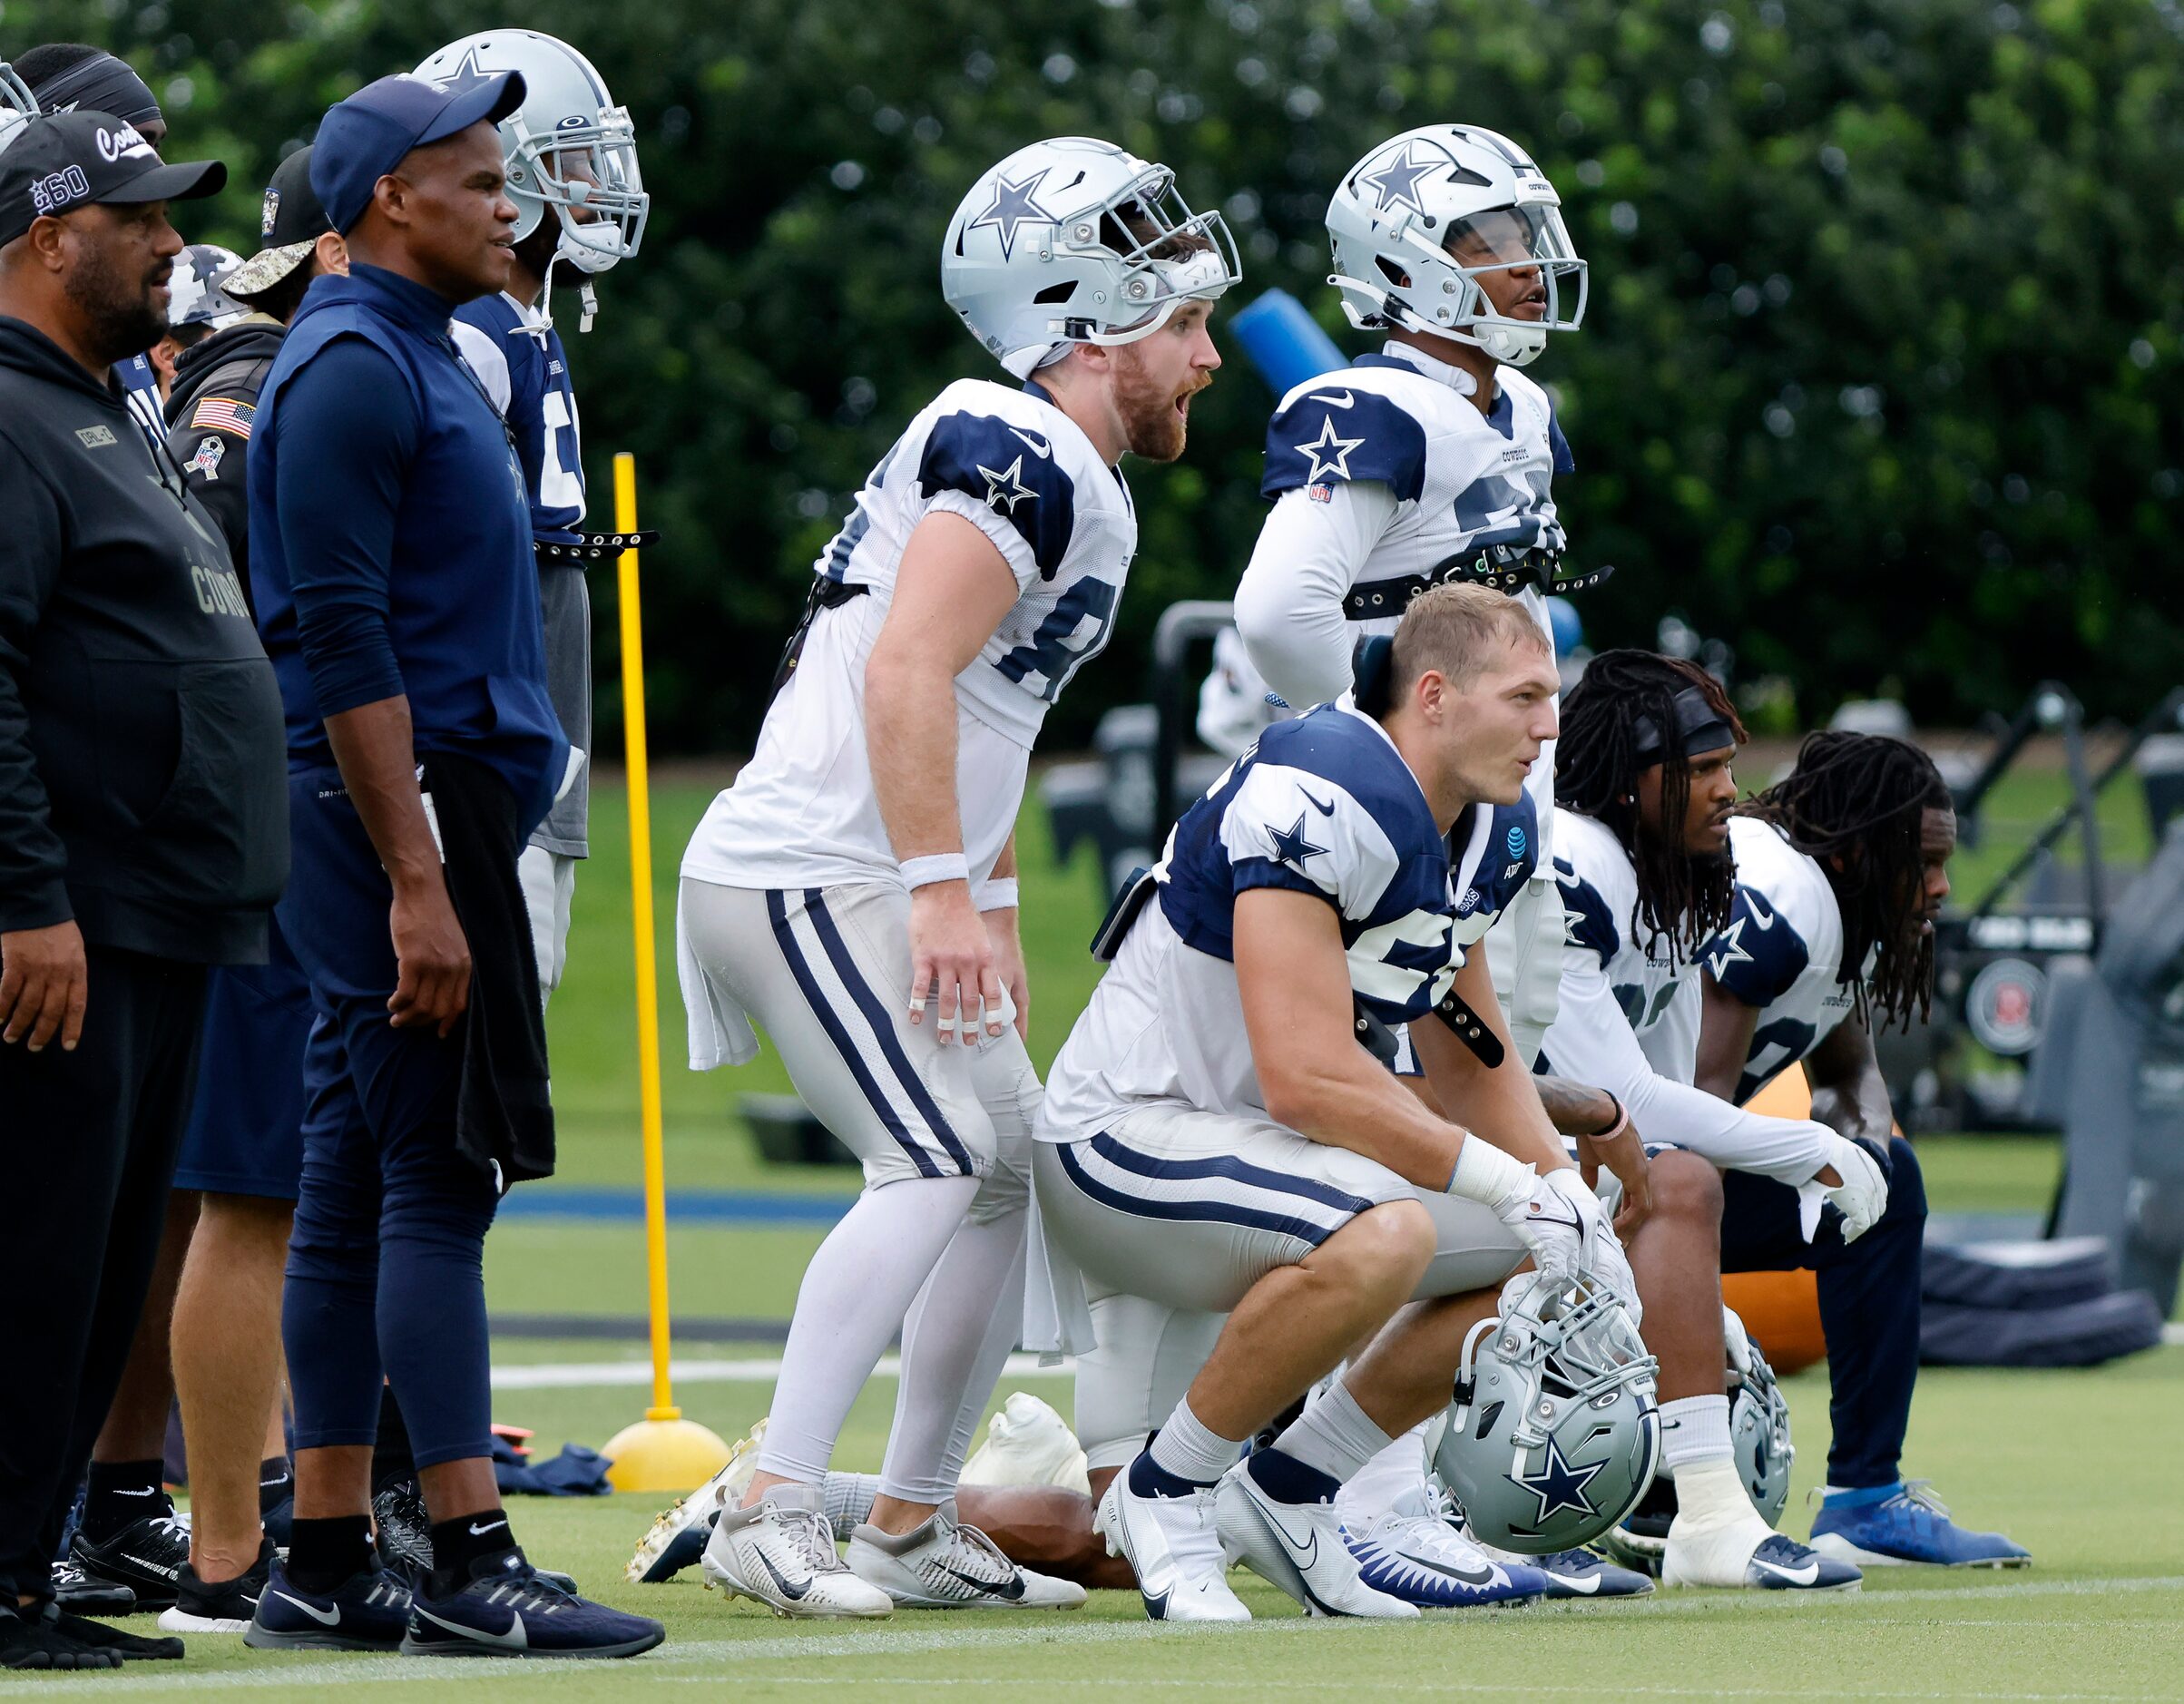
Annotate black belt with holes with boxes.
[1354,989,1504,1071]
[771,574,870,699]
[1342,544,1615,620]
[537,531,661,563]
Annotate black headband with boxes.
[1631,683,1737,764]
[32,54,161,129]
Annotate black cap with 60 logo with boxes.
[0,110,224,249]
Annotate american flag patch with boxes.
[191,396,255,438]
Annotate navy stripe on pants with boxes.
[1719,1135,1927,1489]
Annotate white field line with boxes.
[5,1575,2177,1697]
[491,1351,1072,1390]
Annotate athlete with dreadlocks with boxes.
[1693,733,2030,1570]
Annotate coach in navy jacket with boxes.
[237,73,659,1654]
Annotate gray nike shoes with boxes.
[700,1484,892,1620]
[844,1499,1084,1611]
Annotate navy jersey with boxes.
[451,293,584,544]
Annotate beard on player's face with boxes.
[1108,325,1210,463]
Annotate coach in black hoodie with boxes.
[0,112,284,1669]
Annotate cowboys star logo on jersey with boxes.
[977,454,1038,515]
[1293,412,1365,484]
[1265,810,1327,873]
[1703,916,1756,982]
[966,168,1055,262]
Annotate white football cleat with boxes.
[961,1393,1092,1496]
[1216,1459,1417,1619]
[1095,1466,1249,1622]
[700,1483,893,1620]
[845,1499,1084,1611]
[626,1416,767,1583]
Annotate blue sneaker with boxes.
[1521,1548,1655,1599]
[243,1562,411,1651]
[1342,1510,1547,1609]
[403,1553,664,1659]
[1808,1481,2032,1570]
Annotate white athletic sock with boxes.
[822,1472,881,1539]
[754,1174,980,1485]
[1660,1394,1734,1474]
[1148,1396,1247,1486]
[1274,1380,1397,1486]
[1333,1422,1435,1523]
[877,1204,1029,1504]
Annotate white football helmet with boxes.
[1327,123,1584,367]
[943,136,1239,377]
[414,30,647,281]
[0,61,34,155]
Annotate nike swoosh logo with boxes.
[1300,789,1336,817]
[413,1605,528,1650]
[1750,1555,1820,1586]
[935,1561,1026,1601]
[467,1520,509,1538]
[754,1550,811,1601]
[271,1591,341,1626]
[1249,1498,1319,1573]
[1406,1554,1499,1587]
[1553,1570,1601,1595]
[1526,1207,1582,1229]
[1745,891,1777,929]
[113,1487,158,1496]
[1307,390,1356,408]
[1007,426,1052,458]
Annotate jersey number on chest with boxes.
[994,575,1120,704]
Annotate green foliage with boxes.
[12,0,2179,749]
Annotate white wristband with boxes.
[974,876,1020,912]
[901,853,970,891]
[1446,1133,1539,1209]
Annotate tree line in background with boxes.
[10,0,2179,749]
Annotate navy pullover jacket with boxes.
[248,264,567,836]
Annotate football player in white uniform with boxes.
[1537,651,1871,1590]
[1695,733,2030,1569]
[1229,123,1601,1070]
[1036,586,1640,1621]
[665,137,1236,1618]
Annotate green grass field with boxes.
[13,768,2178,1699]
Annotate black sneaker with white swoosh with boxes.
[401,1551,663,1659]
[242,1560,412,1650]
[68,1511,191,1612]
[161,1537,275,1634]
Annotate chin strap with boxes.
[578,279,598,334]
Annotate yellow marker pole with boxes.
[601,453,730,1493]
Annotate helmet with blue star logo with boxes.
[943,136,1240,377]
[414,31,647,284]
[1431,1270,1660,1552]
[1326,123,1585,367]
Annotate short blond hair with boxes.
[1389,582,1550,695]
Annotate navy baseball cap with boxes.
[0,111,224,249]
[310,69,525,236]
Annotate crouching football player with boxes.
[1694,734,2030,1570]
[1033,584,1639,1621]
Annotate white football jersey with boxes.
[1248,338,1572,855]
[683,377,1136,891]
[1700,817,1859,1103]
[1039,700,1463,1140]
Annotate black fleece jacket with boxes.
[0,314,287,964]
[163,317,286,587]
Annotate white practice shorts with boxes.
[519,845,577,997]
[1486,873,1564,1070]
[1036,1104,1526,1464]
[678,876,1037,1211]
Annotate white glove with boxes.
[1797,1133,1890,1243]
[1503,1168,1641,1324]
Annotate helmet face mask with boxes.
[1433,1272,1660,1553]
[1729,1327,1795,1526]
[415,31,649,286]
[944,136,1240,377]
[1327,124,1586,367]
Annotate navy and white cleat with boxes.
[243,1561,411,1651]
[1096,1458,1249,1623]
[1808,1481,2030,1569]
[1507,1546,1655,1599]
[627,1418,766,1584]
[1342,1510,1547,1609]
[1665,1523,1860,1592]
[403,1552,664,1659]
[1215,1452,1416,1620]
